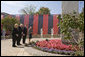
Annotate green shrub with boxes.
[1,16,19,34]
[74,51,84,56]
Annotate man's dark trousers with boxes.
[23,35,26,44]
[17,34,22,45]
[17,27,22,45]
[22,27,27,44]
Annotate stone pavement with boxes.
[1,38,61,56]
[1,38,32,56]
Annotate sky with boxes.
[1,1,84,15]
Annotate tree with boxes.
[35,7,50,15]
[78,8,84,32]
[58,8,84,56]
[20,4,36,15]
[1,16,19,34]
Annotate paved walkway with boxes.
[1,38,32,56]
[1,38,61,56]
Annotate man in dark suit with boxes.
[22,25,27,44]
[17,24,23,45]
[12,23,19,47]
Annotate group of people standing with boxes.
[12,23,32,47]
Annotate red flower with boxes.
[36,39,76,51]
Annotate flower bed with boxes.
[32,39,79,55]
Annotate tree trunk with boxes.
[62,29,79,45]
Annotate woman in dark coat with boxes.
[28,26,32,44]
[12,24,19,47]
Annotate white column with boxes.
[51,28,53,38]
[41,28,43,38]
